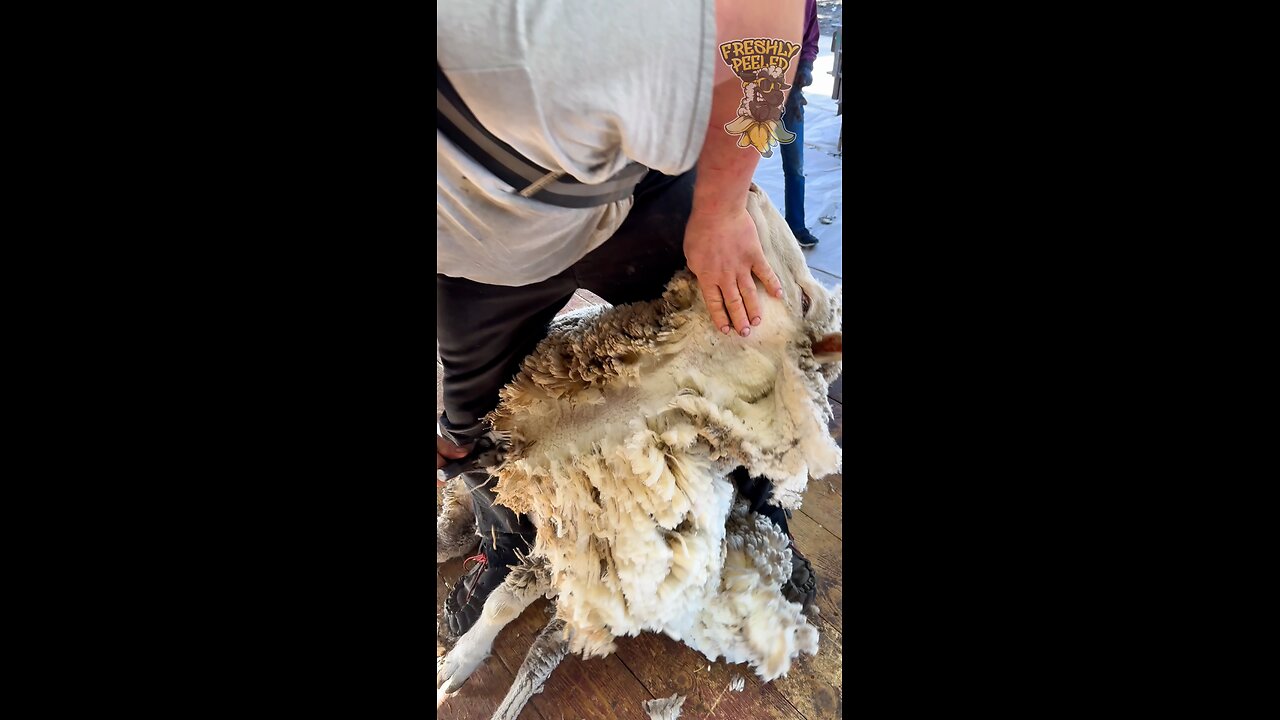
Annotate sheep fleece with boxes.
[488,185,841,681]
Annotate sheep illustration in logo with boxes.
[719,38,801,157]
[725,65,796,157]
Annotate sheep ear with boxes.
[812,332,842,363]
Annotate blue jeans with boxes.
[781,88,806,234]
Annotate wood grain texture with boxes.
[440,661,540,720]
[490,598,656,720]
[611,631,805,720]
[799,471,842,540]
[788,510,844,635]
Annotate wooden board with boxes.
[612,630,805,720]
[787,510,843,635]
[799,472,842,541]
[488,598,657,720]
[439,657,542,720]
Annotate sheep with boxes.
[436,183,842,715]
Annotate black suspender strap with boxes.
[436,64,648,208]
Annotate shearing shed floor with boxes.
[436,282,843,720]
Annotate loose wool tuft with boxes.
[484,185,842,681]
[436,476,479,564]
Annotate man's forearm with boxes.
[694,0,805,215]
[691,78,764,217]
[680,0,805,335]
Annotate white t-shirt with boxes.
[437,0,716,286]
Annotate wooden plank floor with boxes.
[438,289,844,719]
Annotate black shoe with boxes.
[794,228,820,248]
[443,534,525,637]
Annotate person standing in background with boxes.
[781,0,821,248]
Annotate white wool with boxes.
[488,185,840,680]
[644,693,687,720]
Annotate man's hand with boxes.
[436,436,472,487]
[685,206,783,336]
[795,60,814,88]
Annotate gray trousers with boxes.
[438,169,696,537]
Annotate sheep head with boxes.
[742,183,842,373]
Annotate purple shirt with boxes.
[799,0,820,66]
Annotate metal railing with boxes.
[831,23,842,153]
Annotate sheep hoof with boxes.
[436,683,454,709]
[436,644,472,704]
[436,634,489,696]
[436,653,467,695]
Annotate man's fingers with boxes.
[699,281,733,334]
[722,285,750,336]
[436,436,470,472]
[739,274,763,328]
[753,258,784,300]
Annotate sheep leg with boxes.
[436,556,552,706]
[490,617,570,720]
[437,475,479,564]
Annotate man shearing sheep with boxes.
[436,0,817,637]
